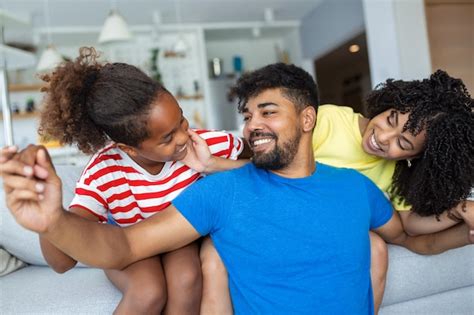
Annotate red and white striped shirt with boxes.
[70,130,243,227]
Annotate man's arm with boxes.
[44,204,200,269]
[1,146,201,270]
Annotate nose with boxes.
[176,120,190,146]
[377,129,397,145]
[245,115,264,132]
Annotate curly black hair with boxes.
[39,47,169,154]
[230,63,320,114]
[366,70,474,218]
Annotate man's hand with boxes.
[0,145,64,234]
[180,129,215,173]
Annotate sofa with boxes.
[1,164,473,314]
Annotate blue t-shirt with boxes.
[173,163,393,314]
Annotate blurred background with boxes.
[0,0,472,162]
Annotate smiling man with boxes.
[2,63,419,314]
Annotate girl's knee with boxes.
[169,264,202,294]
[123,281,167,313]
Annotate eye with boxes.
[263,111,275,116]
[162,135,173,144]
[397,139,407,150]
[387,112,395,126]
[243,116,250,122]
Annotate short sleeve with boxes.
[172,172,235,236]
[69,171,108,222]
[363,177,394,229]
[195,130,244,160]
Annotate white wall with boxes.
[363,0,431,86]
[300,0,365,60]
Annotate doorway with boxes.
[314,32,371,116]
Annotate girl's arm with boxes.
[182,129,250,174]
[399,201,474,235]
[39,207,100,273]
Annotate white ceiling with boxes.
[3,0,323,27]
[3,0,324,46]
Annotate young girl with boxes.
[38,47,246,315]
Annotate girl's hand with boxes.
[180,129,215,173]
[1,146,64,234]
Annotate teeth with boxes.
[370,134,381,150]
[253,139,272,146]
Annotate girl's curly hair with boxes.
[365,70,474,217]
[39,47,168,154]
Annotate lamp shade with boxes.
[36,46,63,72]
[98,10,132,44]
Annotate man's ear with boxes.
[301,106,317,133]
[117,143,137,157]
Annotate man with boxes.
[0,64,426,314]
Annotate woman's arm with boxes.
[374,211,471,255]
[39,207,99,273]
[398,206,463,236]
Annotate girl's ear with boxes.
[300,106,317,133]
[117,143,137,156]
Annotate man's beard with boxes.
[251,128,301,170]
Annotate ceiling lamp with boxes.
[98,5,132,44]
[36,0,64,72]
[37,45,63,72]
[173,0,187,55]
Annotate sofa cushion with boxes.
[0,165,83,265]
[382,245,474,306]
[0,266,120,314]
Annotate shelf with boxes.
[0,111,39,120]
[176,94,204,100]
[8,83,44,92]
[0,44,36,70]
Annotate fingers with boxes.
[0,145,18,163]
[7,188,43,204]
[2,173,45,194]
[187,129,206,145]
[18,144,43,167]
[0,158,35,179]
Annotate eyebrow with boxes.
[242,102,278,112]
[258,102,278,108]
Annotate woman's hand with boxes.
[455,200,474,242]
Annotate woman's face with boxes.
[361,109,426,160]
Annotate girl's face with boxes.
[361,109,426,160]
[123,93,190,169]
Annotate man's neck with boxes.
[270,144,315,179]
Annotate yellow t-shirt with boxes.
[312,104,410,211]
